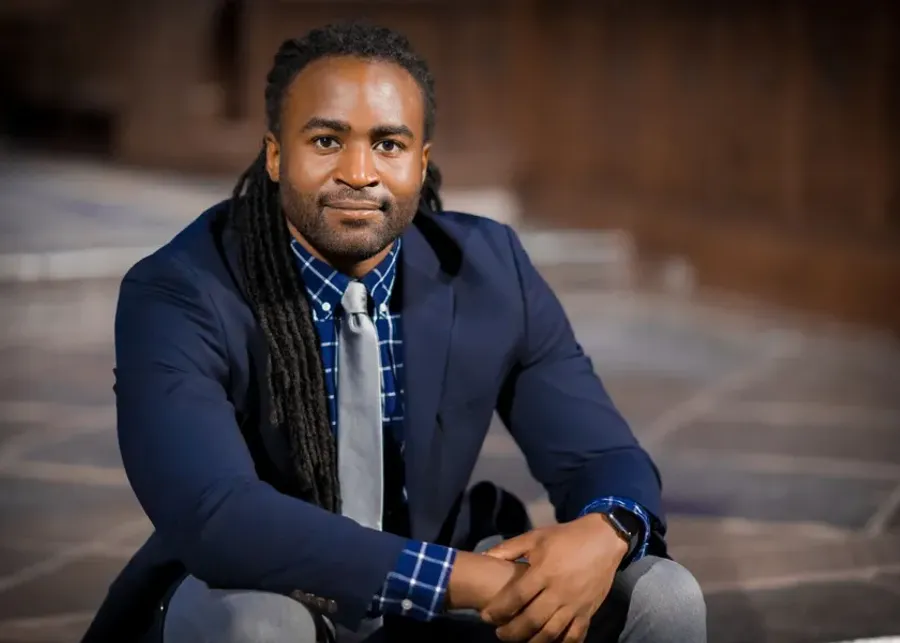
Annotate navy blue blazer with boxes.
[81,202,665,642]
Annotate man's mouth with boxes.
[323,200,382,211]
[322,201,384,223]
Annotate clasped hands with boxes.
[473,514,628,643]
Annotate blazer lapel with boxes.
[401,215,456,538]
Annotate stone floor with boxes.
[1,152,899,642]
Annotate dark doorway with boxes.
[212,0,245,121]
[0,18,114,156]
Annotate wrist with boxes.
[579,512,630,562]
[446,551,487,611]
[446,551,524,611]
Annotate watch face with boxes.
[609,507,640,539]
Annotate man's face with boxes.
[265,56,430,268]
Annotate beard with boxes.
[280,179,420,265]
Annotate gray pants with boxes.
[158,555,706,643]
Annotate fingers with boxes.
[494,590,565,642]
[528,606,577,643]
[561,616,590,643]
[483,531,538,561]
[482,566,544,626]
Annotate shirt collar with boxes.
[290,237,401,321]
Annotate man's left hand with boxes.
[480,514,629,643]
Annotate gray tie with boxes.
[337,281,384,530]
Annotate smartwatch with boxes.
[598,506,643,562]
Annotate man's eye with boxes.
[376,140,403,153]
[314,137,339,149]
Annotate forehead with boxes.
[281,56,424,133]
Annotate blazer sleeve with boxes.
[495,226,665,529]
[114,252,407,629]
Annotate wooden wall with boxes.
[508,0,900,330]
[2,0,898,330]
[514,1,898,235]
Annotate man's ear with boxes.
[264,132,280,183]
[420,142,432,185]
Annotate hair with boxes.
[228,22,441,513]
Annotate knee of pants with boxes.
[627,558,706,633]
[163,576,321,643]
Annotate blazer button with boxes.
[326,599,337,614]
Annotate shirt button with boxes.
[321,302,332,312]
[401,599,413,612]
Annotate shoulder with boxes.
[116,199,244,351]
[122,200,231,289]
[115,202,238,368]
[425,210,534,280]
[432,210,512,241]
[425,210,524,263]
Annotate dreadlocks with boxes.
[229,22,442,513]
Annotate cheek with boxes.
[283,148,331,191]
[379,158,423,195]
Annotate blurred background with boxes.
[0,1,899,641]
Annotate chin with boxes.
[325,235,392,263]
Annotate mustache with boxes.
[318,189,390,211]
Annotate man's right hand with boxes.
[445,550,528,612]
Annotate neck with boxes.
[288,222,392,279]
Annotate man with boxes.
[82,22,705,643]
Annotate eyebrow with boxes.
[301,117,415,140]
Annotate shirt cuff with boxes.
[579,496,652,566]
[370,539,457,621]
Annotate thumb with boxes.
[481,532,537,561]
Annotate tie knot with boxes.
[341,281,369,315]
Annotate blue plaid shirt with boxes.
[291,238,651,622]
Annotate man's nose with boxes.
[334,143,379,189]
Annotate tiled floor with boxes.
[1,153,899,642]
[1,274,898,642]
